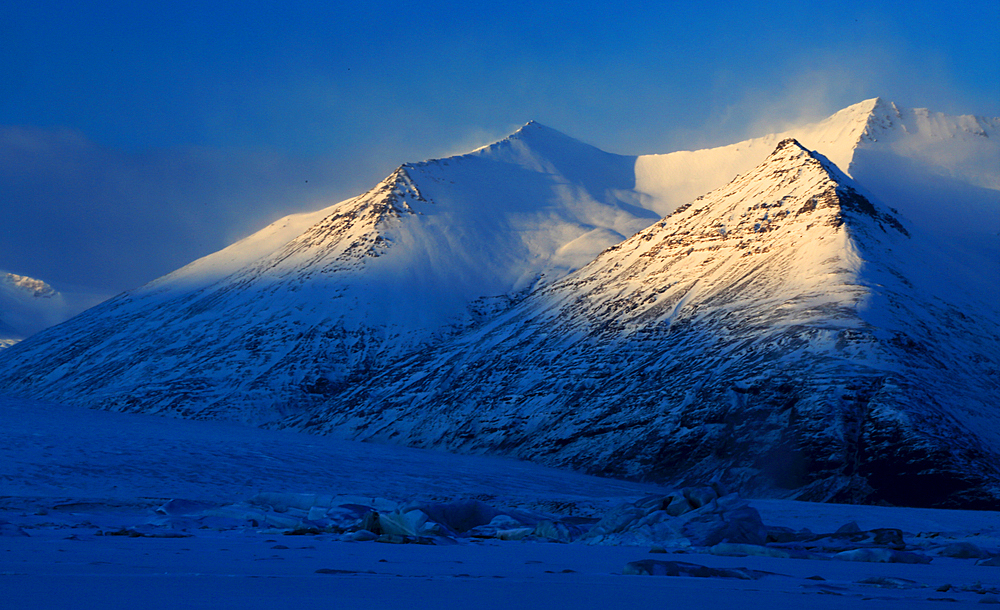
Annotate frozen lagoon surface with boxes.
[2,395,998,608]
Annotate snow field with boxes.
[2,395,999,608]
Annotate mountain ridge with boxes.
[1,101,997,508]
[286,137,1000,508]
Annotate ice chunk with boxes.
[623,559,765,580]
[832,548,932,564]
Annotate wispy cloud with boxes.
[0,126,366,294]
[661,34,982,154]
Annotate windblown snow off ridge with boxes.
[0,99,997,508]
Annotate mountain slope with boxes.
[291,139,1000,508]
[0,124,659,422]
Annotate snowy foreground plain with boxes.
[2,395,998,608]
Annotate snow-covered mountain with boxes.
[292,139,1000,508]
[0,123,660,422]
[0,99,996,507]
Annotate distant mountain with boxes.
[293,139,999,508]
[0,272,103,348]
[0,100,997,508]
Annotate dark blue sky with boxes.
[3,0,998,293]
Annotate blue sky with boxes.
[3,0,998,293]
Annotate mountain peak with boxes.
[773,137,806,150]
[837,96,895,118]
[762,137,850,183]
[738,137,832,181]
[504,120,585,148]
[459,119,639,203]
[766,137,818,163]
[656,137,908,245]
[451,120,607,170]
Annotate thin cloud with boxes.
[0,126,361,294]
